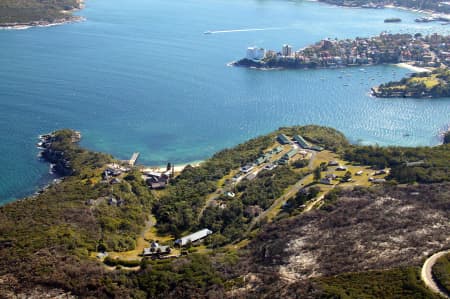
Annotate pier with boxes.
[129,152,140,166]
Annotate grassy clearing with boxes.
[387,84,407,90]
[409,75,440,89]
[107,215,174,261]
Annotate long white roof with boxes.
[175,228,212,246]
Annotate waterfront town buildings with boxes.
[282,44,293,57]
[238,33,450,69]
[246,47,266,60]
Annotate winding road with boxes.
[421,249,450,299]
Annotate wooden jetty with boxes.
[129,152,140,166]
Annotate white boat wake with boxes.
[204,27,285,34]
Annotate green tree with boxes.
[320,162,328,171]
[342,171,352,182]
[313,167,322,181]
[444,131,450,144]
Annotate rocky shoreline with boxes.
[370,86,436,98]
[37,130,82,176]
[0,16,85,30]
[231,57,370,70]
[0,0,85,30]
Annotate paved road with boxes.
[246,151,318,232]
[199,146,318,224]
[197,145,298,220]
[421,249,450,299]
[246,175,309,232]
[307,150,317,170]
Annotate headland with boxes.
[0,0,85,29]
[232,33,442,72]
[1,126,449,298]
[318,0,450,16]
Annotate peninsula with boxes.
[0,126,449,298]
[232,33,450,99]
[232,33,445,71]
[372,68,450,98]
[317,0,450,15]
[0,0,84,29]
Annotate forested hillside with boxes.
[0,126,449,298]
[0,0,81,24]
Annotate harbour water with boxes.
[1,0,450,204]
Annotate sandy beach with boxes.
[395,62,432,73]
[384,4,433,15]
[142,161,203,173]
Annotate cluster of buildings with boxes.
[319,161,352,185]
[254,145,283,165]
[276,133,323,165]
[246,45,293,60]
[234,146,284,182]
[277,134,323,151]
[421,33,450,66]
[141,166,175,189]
[143,241,171,257]
[278,147,299,165]
[142,169,171,189]
[103,160,175,191]
[243,33,445,68]
[102,163,130,183]
[320,173,338,185]
[142,229,213,258]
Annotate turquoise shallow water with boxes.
[1,0,450,204]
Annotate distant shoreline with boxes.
[395,63,432,73]
[0,16,85,30]
[0,0,85,30]
[383,4,435,17]
[318,0,447,17]
[232,61,434,73]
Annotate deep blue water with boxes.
[1,0,450,204]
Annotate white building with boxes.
[265,50,277,59]
[175,229,213,247]
[143,241,171,256]
[282,44,293,57]
[240,164,254,174]
[246,47,266,60]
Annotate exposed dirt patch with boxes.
[245,184,450,283]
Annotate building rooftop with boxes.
[175,229,213,246]
[277,134,290,145]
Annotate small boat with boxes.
[204,31,212,34]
